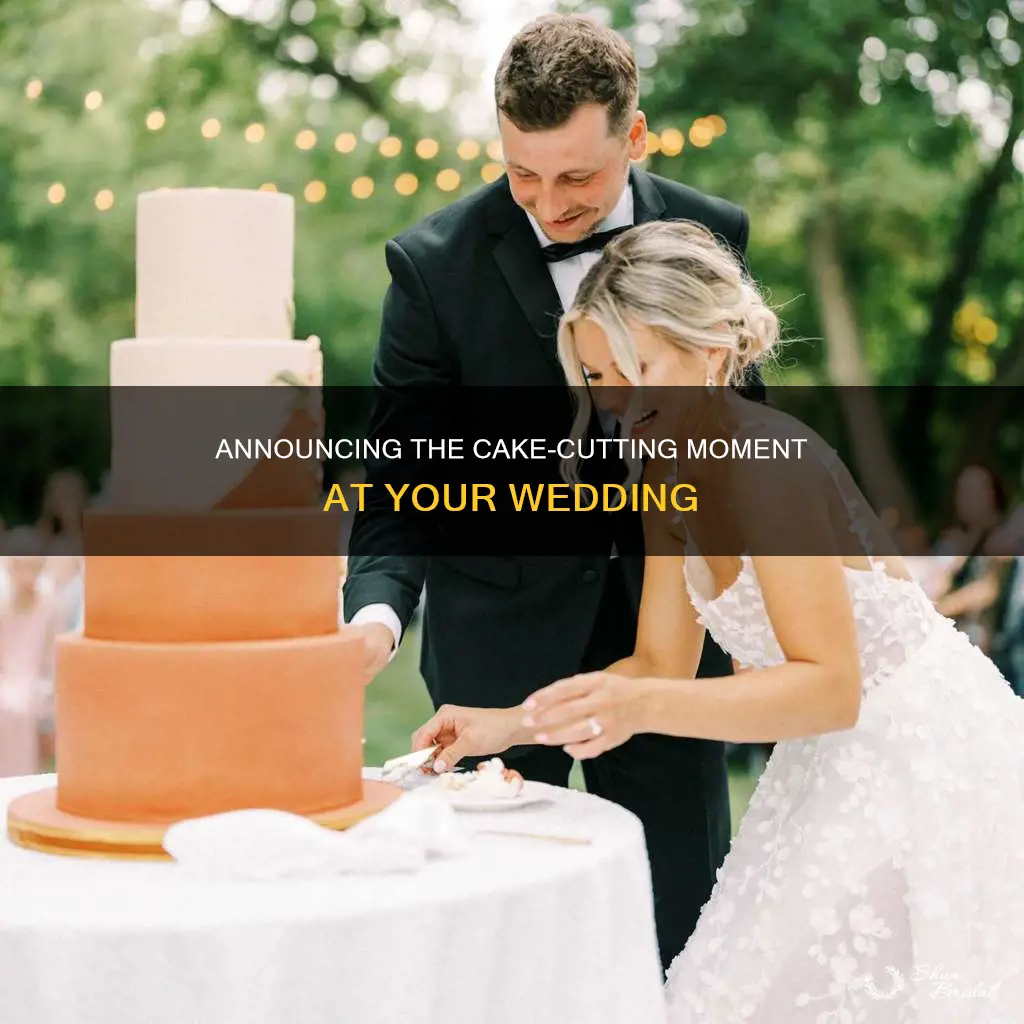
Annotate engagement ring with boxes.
[587,717,604,738]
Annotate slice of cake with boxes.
[436,759,525,799]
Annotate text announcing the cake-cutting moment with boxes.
[216,435,810,463]
[215,433,810,515]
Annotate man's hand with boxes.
[411,705,525,773]
[347,622,396,681]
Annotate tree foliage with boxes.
[1,0,1022,530]
[582,0,1024,521]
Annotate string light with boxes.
[351,176,374,199]
[33,99,729,215]
[660,129,684,156]
[304,180,326,203]
[689,118,714,147]
[395,173,419,196]
[707,115,727,136]
[415,138,439,159]
[436,169,460,192]
[27,92,723,170]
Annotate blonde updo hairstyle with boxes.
[556,220,779,480]
[558,219,779,385]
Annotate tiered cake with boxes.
[7,188,399,857]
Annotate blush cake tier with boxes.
[6,188,397,858]
[55,632,365,824]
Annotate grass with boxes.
[365,622,762,837]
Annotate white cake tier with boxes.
[135,188,294,340]
[111,337,322,387]
[107,338,324,509]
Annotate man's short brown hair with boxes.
[494,14,639,136]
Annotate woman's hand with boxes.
[522,672,648,759]
[411,705,525,773]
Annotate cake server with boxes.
[380,746,440,780]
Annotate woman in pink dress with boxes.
[0,528,60,778]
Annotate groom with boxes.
[344,13,762,972]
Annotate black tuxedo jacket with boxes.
[344,166,762,709]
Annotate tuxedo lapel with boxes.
[488,182,564,373]
[629,166,667,225]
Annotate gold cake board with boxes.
[6,780,403,861]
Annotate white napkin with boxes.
[162,790,469,880]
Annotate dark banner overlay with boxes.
[1,385,1021,557]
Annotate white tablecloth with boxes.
[0,773,668,1024]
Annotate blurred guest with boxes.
[933,464,1008,647]
[36,469,88,548]
[45,534,84,633]
[989,558,1024,697]
[986,458,1024,556]
[0,527,61,777]
[895,522,957,600]
[936,463,1007,556]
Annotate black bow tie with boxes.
[541,225,633,263]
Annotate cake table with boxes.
[0,773,669,1024]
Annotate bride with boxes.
[411,219,1024,1021]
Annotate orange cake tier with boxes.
[55,630,367,824]
[83,553,340,642]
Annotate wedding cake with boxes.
[7,188,398,855]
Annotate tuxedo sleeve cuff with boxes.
[347,603,402,662]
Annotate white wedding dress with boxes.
[664,440,1024,1023]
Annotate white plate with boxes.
[434,780,551,812]
[363,766,434,791]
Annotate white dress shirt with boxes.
[348,184,636,655]
[526,184,634,311]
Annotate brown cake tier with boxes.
[82,506,343,557]
[55,630,367,824]
[83,553,340,642]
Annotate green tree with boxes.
[585,0,1023,524]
